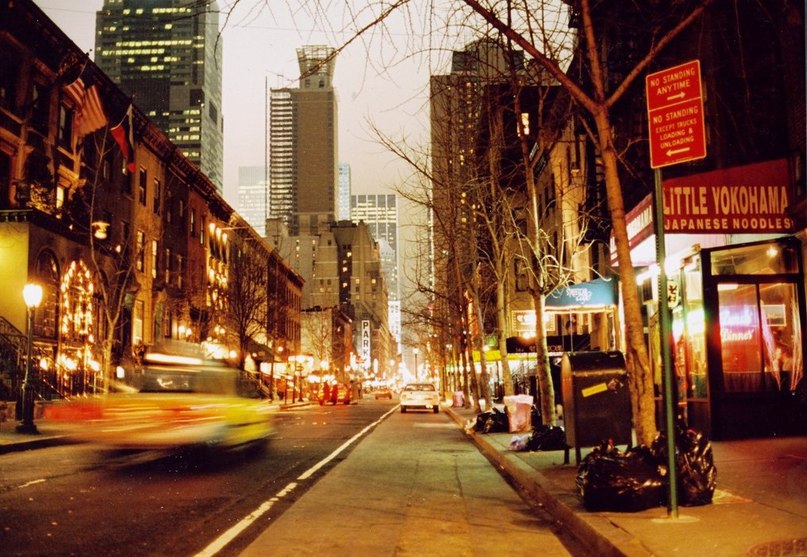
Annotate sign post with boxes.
[646,60,707,519]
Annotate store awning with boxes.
[545,277,617,310]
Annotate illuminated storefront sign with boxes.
[511,310,555,334]
[360,320,371,368]
[663,159,794,234]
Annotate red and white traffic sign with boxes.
[646,60,707,168]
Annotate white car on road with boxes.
[400,383,440,413]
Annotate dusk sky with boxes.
[33,0,441,206]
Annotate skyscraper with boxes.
[338,162,351,221]
[351,193,399,300]
[237,166,266,236]
[95,0,224,191]
[268,45,338,235]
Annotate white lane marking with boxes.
[194,483,297,557]
[195,407,396,556]
[297,406,398,481]
[18,479,47,489]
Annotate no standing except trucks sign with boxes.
[646,60,707,168]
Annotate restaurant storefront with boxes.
[670,237,805,439]
[626,159,806,439]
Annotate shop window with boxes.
[717,282,803,393]
[711,242,799,275]
[672,256,707,399]
[35,251,60,340]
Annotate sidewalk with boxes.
[444,404,807,557]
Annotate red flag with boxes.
[111,105,136,173]
[62,64,107,137]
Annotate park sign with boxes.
[646,60,707,168]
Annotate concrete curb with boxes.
[0,434,77,455]
[444,405,652,557]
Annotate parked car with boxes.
[373,386,393,399]
[400,383,440,413]
[44,346,274,451]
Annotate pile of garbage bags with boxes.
[508,424,568,452]
[470,407,509,433]
[576,420,716,512]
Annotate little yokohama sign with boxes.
[662,159,795,234]
[646,60,707,168]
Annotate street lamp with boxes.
[17,283,43,435]
[413,348,419,380]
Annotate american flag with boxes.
[62,63,107,137]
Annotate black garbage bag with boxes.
[526,425,568,451]
[473,408,509,433]
[652,421,717,507]
[576,441,666,512]
[531,405,543,429]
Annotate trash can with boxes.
[503,394,534,432]
[561,351,631,463]
[452,391,465,407]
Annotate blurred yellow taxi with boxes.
[45,347,273,451]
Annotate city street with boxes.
[0,401,392,556]
[0,400,584,557]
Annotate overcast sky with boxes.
[33,0,444,205]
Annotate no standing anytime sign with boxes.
[646,60,707,168]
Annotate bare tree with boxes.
[458,0,715,443]
[224,235,269,370]
[69,131,141,394]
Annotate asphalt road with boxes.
[0,400,392,556]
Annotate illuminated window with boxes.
[136,231,145,271]
[151,240,158,279]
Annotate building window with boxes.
[151,240,158,279]
[138,167,147,205]
[153,178,161,214]
[121,221,130,244]
[133,299,145,345]
[136,230,145,271]
[164,248,171,284]
[177,255,184,289]
[31,81,49,134]
[190,209,196,237]
[58,105,73,150]
[0,52,20,112]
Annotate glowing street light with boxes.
[17,283,43,434]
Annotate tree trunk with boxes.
[593,108,657,446]
[531,291,557,425]
[496,277,515,397]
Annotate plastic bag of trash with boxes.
[652,421,717,506]
[576,441,666,512]
[471,408,509,433]
[508,434,530,451]
[526,425,568,451]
